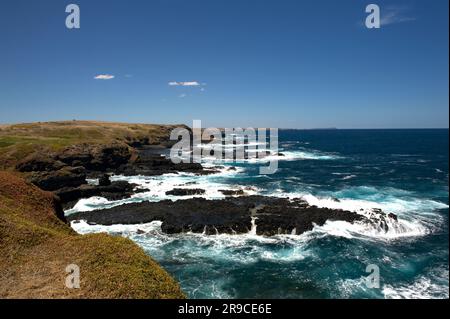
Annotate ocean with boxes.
[69,129,449,299]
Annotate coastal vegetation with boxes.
[0,120,184,170]
[0,171,185,298]
[0,121,190,298]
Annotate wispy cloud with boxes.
[179,93,187,98]
[168,81,202,87]
[381,5,416,26]
[94,74,115,80]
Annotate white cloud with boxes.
[169,81,202,86]
[179,93,187,98]
[381,6,415,26]
[94,74,115,80]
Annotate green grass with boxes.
[0,140,14,148]
[0,136,75,148]
[0,120,187,170]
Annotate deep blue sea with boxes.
[70,129,449,299]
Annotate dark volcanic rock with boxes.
[58,143,131,171]
[165,188,206,196]
[98,174,111,186]
[29,166,87,191]
[56,180,138,208]
[67,196,368,236]
[16,153,66,172]
[366,210,399,232]
[68,197,252,235]
[116,154,216,176]
[219,189,245,196]
[388,213,398,221]
[255,205,363,235]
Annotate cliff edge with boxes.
[0,171,185,299]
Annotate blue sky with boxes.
[0,0,448,128]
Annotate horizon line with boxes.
[0,120,448,130]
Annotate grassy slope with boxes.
[0,121,185,170]
[0,171,185,299]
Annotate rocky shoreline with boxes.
[16,142,218,208]
[68,196,369,236]
[10,126,397,238]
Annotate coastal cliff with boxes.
[0,120,186,171]
[0,121,202,201]
[0,171,185,298]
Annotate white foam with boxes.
[199,147,342,164]
[66,197,111,214]
[67,157,448,244]
[71,220,163,235]
[276,187,448,240]
[66,169,259,214]
[245,150,342,163]
[312,218,428,240]
[71,219,312,265]
[383,274,449,299]
[249,216,258,235]
[67,177,447,242]
[86,178,99,186]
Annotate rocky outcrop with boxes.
[28,166,87,191]
[16,153,65,172]
[98,174,111,186]
[15,141,216,195]
[57,143,132,171]
[55,180,144,209]
[115,154,217,176]
[166,188,206,196]
[220,189,245,196]
[67,196,369,236]
[255,201,362,235]
[16,143,133,190]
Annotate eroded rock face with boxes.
[29,166,87,191]
[67,196,367,236]
[16,153,65,172]
[16,143,215,196]
[58,143,132,171]
[115,154,215,176]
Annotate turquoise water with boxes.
[71,129,449,299]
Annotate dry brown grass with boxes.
[0,171,185,299]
